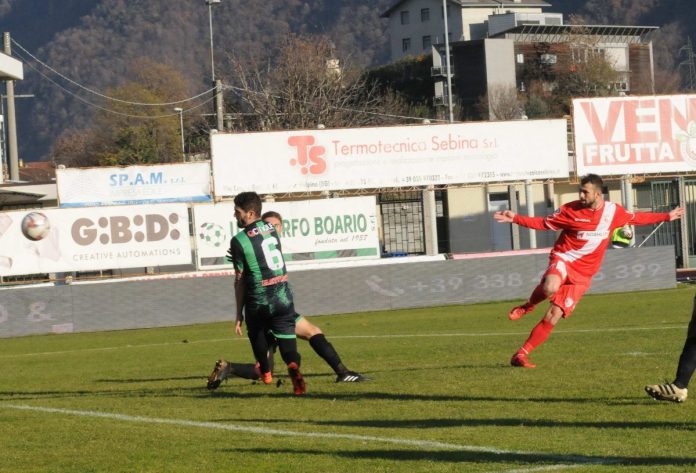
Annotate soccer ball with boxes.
[198,222,227,247]
[619,226,633,239]
[21,212,51,241]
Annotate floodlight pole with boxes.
[207,0,217,83]
[205,0,224,131]
[3,32,19,181]
[442,0,454,123]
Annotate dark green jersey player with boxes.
[207,211,369,391]
[229,191,305,395]
[230,220,293,312]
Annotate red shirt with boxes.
[513,200,670,278]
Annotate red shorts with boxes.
[543,258,592,318]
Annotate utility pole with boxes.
[205,0,225,131]
[0,94,32,182]
[442,0,454,123]
[3,32,18,181]
[679,37,696,91]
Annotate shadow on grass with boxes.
[226,416,696,431]
[222,446,696,468]
[0,385,205,401]
[94,375,203,383]
[199,388,647,405]
[0,381,678,407]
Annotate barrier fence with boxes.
[0,246,675,338]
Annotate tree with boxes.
[477,85,524,121]
[50,129,97,168]
[552,38,620,111]
[225,34,411,132]
[52,58,198,167]
[518,33,621,117]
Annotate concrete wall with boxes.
[0,246,675,338]
[447,183,555,253]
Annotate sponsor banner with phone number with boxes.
[211,120,569,195]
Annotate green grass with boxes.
[1,287,696,472]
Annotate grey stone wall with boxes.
[0,246,676,338]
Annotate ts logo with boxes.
[288,135,327,175]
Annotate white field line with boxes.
[1,403,608,471]
[0,324,686,359]
[495,465,593,473]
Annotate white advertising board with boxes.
[56,162,212,207]
[573,94,696,175]
[211,120,569,195]
[193,196,380,269]
[0,204,191,276]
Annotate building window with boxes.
[516,53,525,64]
[614,81,629,92]
[402,38,411,52]
[540,53,557,64]
[400,10,409,25]
[422,35,431,50]
[421,8,430,22]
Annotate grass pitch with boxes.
[1,287,695,472]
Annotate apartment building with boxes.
[381,0,549,62]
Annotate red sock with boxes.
[520,319,555,355]
[527,284,548,307]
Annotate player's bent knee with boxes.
[544,305,564,324]
[296,320,323,339]
[542,282,560,297]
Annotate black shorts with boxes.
[245,302,297,339]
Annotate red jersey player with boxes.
[494,174,684,368]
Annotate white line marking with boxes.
[495,465,593,473]
[0,325,686,359]
[1,403,607,470]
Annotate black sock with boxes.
[277,338,300,367]
[228,363,260,380]
[675,297,696,389]
[309,334,346,375]
[675,336,696,389]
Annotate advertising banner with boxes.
[573,94,696,175]
[211,120,569,195]
[0,204,191,276]
[193,196,380,269]
[56,162,212,207]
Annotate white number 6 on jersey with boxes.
[261,237,285,270]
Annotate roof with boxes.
[492,24,659,42]
[19,162,57,183]
[381,0,550,18]
[0,183,57,206]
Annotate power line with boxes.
[11,38,215,107]
[13,49,215,119]
[11,38,444,124]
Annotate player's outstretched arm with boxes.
[494,210,516,223]
[669,207,685,221]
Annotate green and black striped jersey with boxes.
[230,220,292,307]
